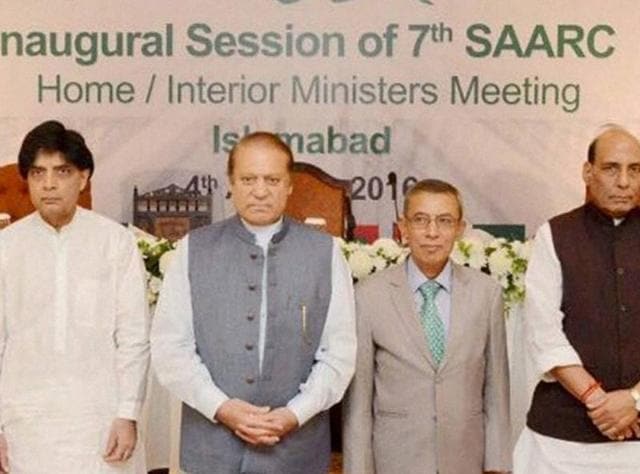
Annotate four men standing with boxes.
[3,119,639,473]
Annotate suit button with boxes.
[246,377,255,384]
[621,305,628,313]
[245,343,254,351]
[617,267,625,276]
[248,284,256,291]
[247,314,255,321]
[250,253,258,260]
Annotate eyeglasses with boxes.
[406,214,459,230]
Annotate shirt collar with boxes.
[241,217,284,249]
[33,205,85,236]
[407,255,452,295]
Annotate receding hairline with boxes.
[588,124,640,164]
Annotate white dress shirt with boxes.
[243,218,281,373]
[0,208,150,473]
[514,220,640,473]
[151,222,356,426]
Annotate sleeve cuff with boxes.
[117,401,143,421]
[537,346,582,383]
[286,394,316,427]
[193,385,229,423]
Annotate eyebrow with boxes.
[31,164,73,170]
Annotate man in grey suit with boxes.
[343,179,511,474]
[151,132,356,474]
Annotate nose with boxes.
[251,178,269,197]
[617,168,630,188]
[43,172,57,190]
[424,219,440,237]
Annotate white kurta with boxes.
[0,208,150,474]
[514,222,640,473]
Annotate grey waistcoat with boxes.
[181,215,333,474]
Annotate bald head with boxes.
[588,126,640,163]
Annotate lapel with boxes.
[386,264,437,370]
[438,262,471,372]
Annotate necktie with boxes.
[419,280,445,365]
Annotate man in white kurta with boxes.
[514,126,640,473]
[0,120,149,474]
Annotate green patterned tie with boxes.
[419,280,445,365]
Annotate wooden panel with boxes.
[132,184,212,241]
[284,162,354,239]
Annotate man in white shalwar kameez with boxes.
[0,121,150,474]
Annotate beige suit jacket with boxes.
[343,261,511,474]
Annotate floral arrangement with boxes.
[338,238,409,281]
[131,225,530,313]
[340,236,531,313]
[451,237,531,312]
[129,226,176,306]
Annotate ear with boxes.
[582,161,592,186]
[398,217,409,245]
[79,169,90,191]
[285,170,293,196]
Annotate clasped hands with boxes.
[585,388,640,441]
[215,399,299,446]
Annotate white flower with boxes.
[159,249,177,275]
[371,255,389,273]
[450,241,468,266]
[497,272,511,290]
[371,238,403,259]
[340,240,361,256]
[348,248,375,280]
[517,240,533,260]
[456,237,487,269]
[487,247,512,277]
[148,275,163,294]
[467,246,487,269]
[146,288,158,306]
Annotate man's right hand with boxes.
[587,389,639,440]
[215,399,283,446]
[0,434,9,473]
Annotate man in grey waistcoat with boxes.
[151,131,357,474]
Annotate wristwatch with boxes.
[630,387,640,411]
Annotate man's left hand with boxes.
[103,418,137,463]
[588,389,637,439]
[263,407,299,439]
